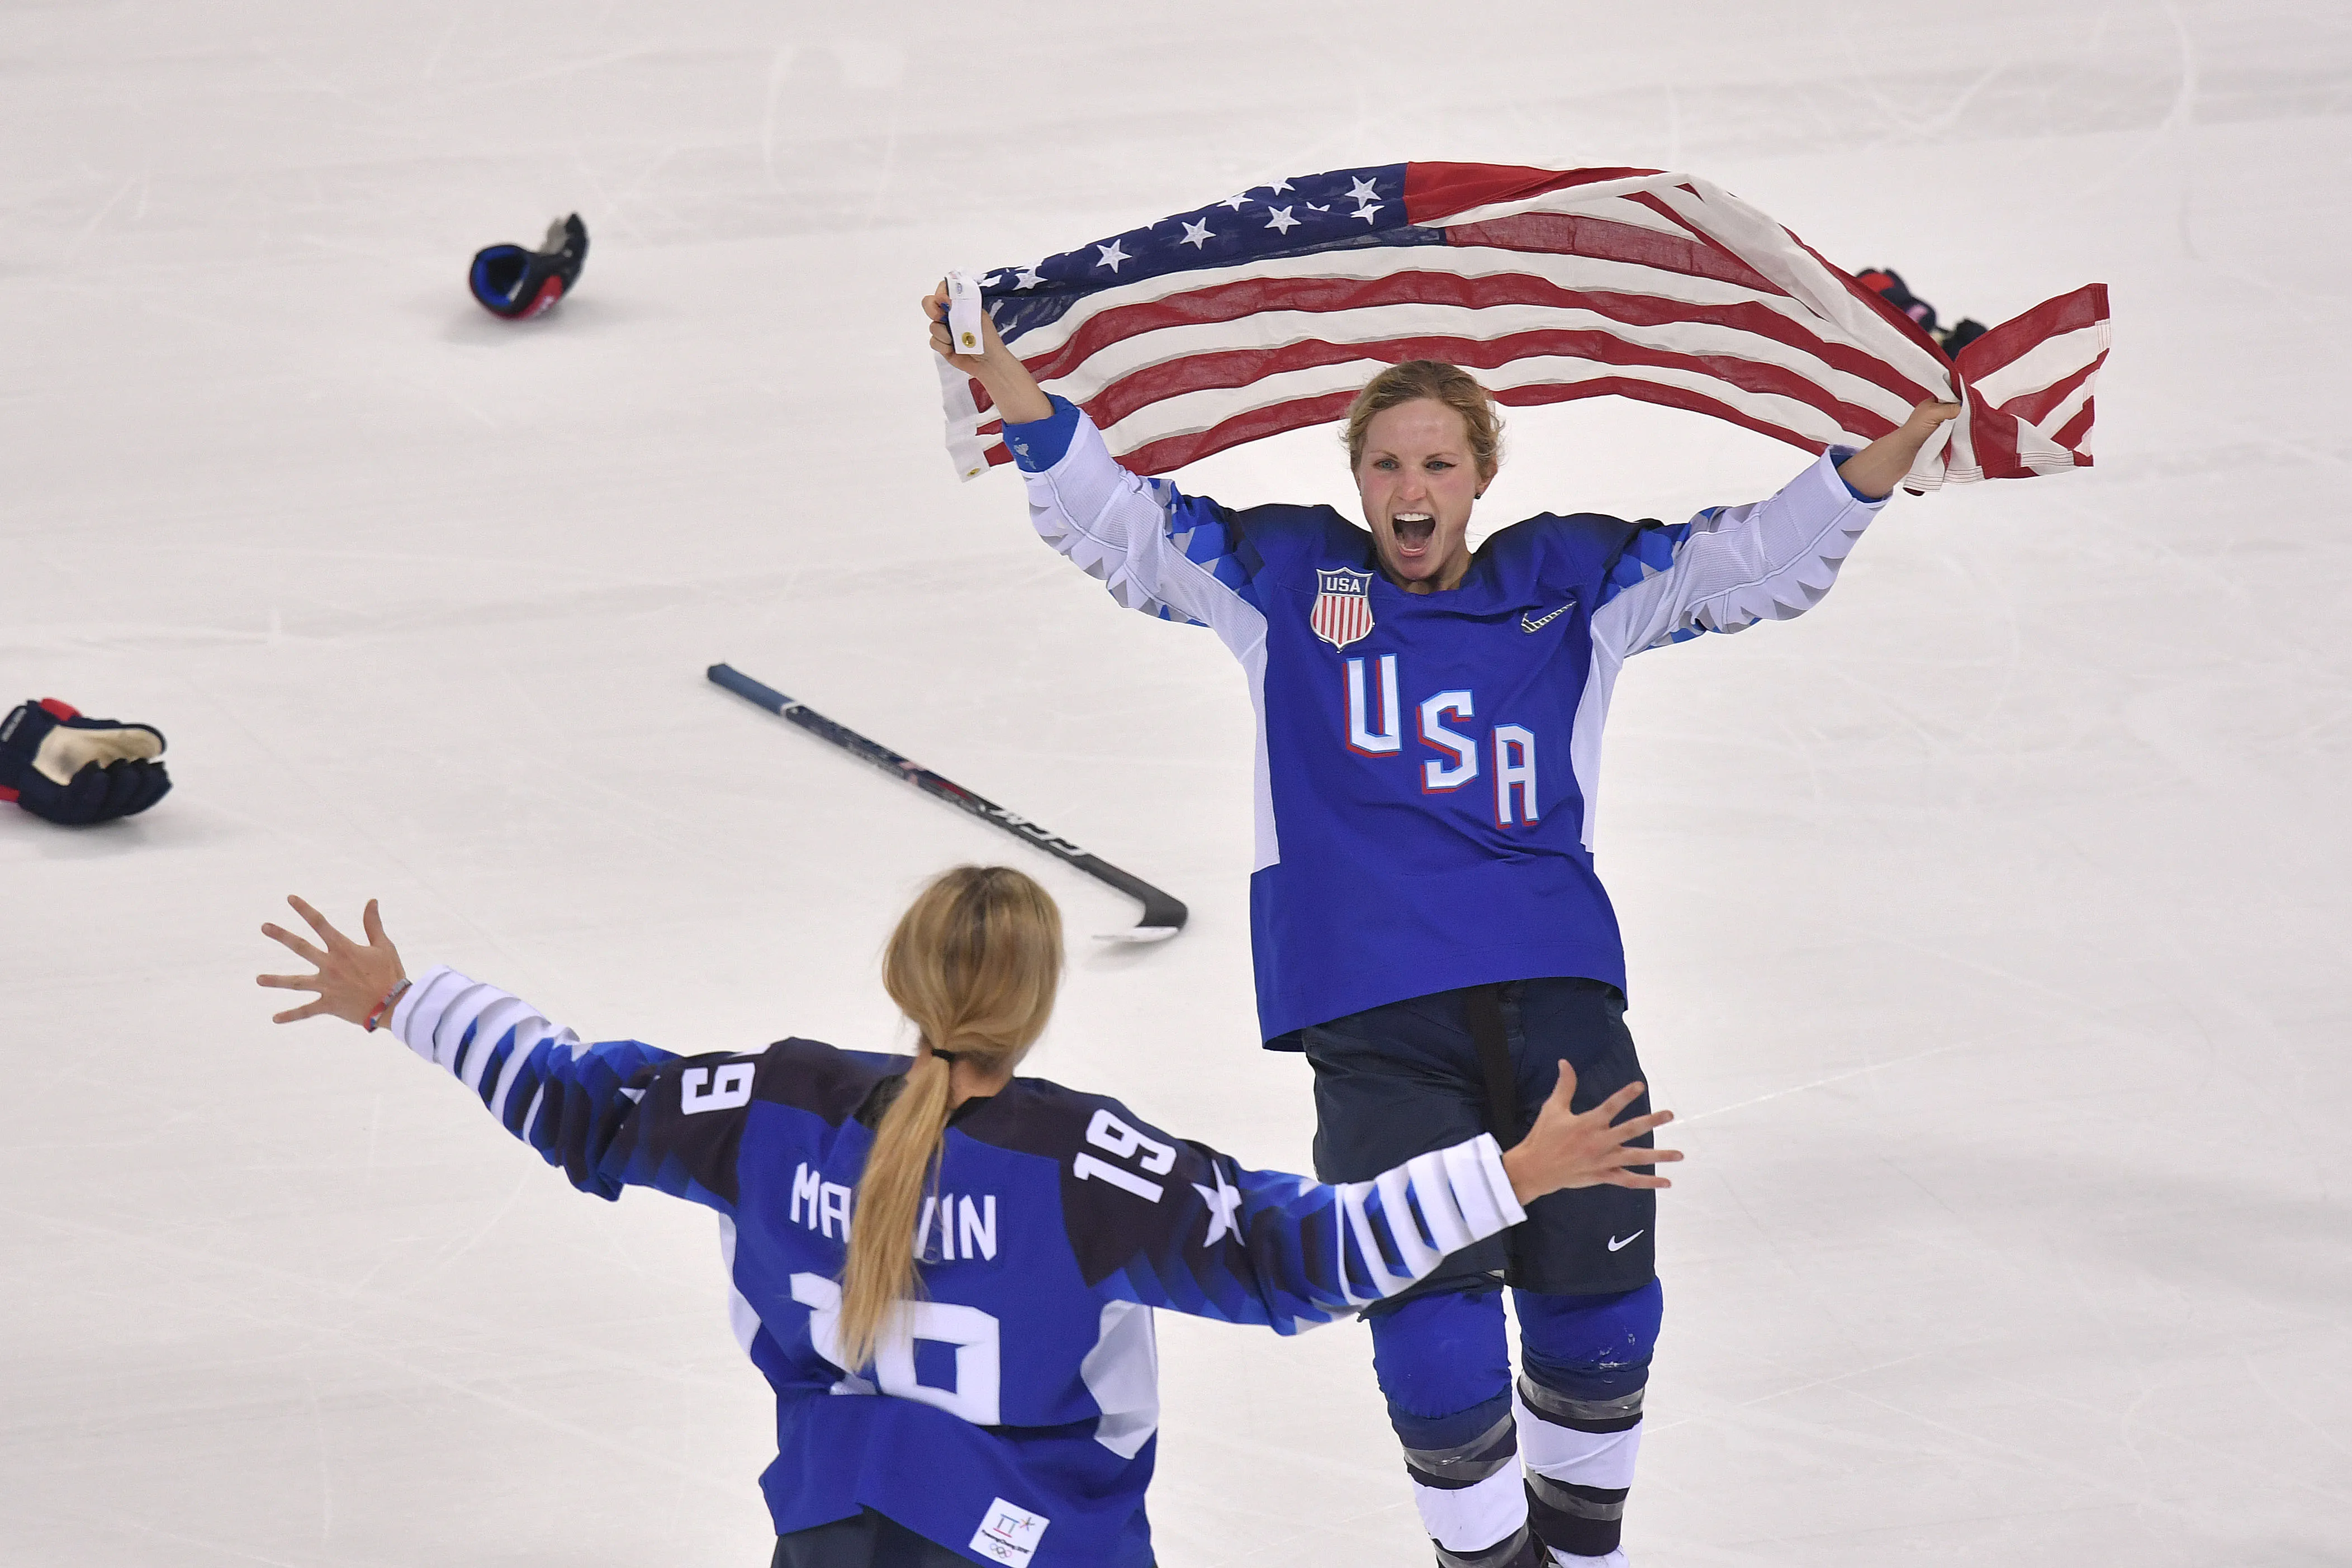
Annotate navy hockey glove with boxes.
[0,699,171,825]
[469,214,588,320]
[1857,266,1942,335]
[1858,266,1988,359]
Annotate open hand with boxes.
[257,896,404,1026]
[1500,1061,1681,1204]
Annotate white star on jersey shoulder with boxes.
[1193,1167,1245,1247]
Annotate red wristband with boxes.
[363,977,413,1033]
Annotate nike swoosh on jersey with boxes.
[1520,603,1573,633]
[1606,1230,1644,1251]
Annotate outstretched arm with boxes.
[258,899,747,1206]
[922,280,1269,643]
[1591,398,1959,659]
[925,279,1052,425]
[1071,1064,1678,1332]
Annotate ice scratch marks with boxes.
[407,1165,536,1286]
[420,7,463,84]
[2157,0,2204,136]
[49,1510,314,1568]
[1,1199,746,1491]
[2158,0,2205,262]
[1676,1037,1979,1125]
[60,174,143,267]
[305,1372,334,1545]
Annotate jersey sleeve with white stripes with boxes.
[1586,447,1888,658]
[1006,395,1273,653]
[386,964,751,1208]
[1055,1097,1525,1334]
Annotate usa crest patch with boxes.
[1310,567,1376,650]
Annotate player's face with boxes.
[1355,399,1485,594]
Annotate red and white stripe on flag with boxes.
[941,165,2107,490]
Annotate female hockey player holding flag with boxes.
[927,289,1954,1567]
[257,867,1677,1568]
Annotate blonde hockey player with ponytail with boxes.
[838,866,1061,1371]
[259,865,1675,1568]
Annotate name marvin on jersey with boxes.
[783,1109,1199,1261]
[1343,654,1542,824]
[791,1163,1001,1261]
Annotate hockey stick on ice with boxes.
[707,663,1187,943]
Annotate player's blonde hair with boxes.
[1342,360,1505,484]
[836,865,1064,1371]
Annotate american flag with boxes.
[939,164,2108,491]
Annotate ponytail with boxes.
[836,866,1062,1370]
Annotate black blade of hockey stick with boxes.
[707,663,1187,943]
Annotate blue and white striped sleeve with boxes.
[1074,1124,1525,1334]
[1211,1134,1526,1332]
[1589,448,1890,658]
[386,964,734,1206]
[1005,396,1264,656]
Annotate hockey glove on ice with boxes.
[1858,266,1988,359]
[469,214,588,320]
[0,699,171,825]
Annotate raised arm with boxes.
[923,283,1264,645]
[927,279,1052,425]
[257,897,751,1206]
[1591,399,1959,658]
[1063,1065,1677,1333]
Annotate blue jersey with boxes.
[1007,398,1890,1039]
[388,966,1525,1567]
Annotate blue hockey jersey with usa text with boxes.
[1008,398,1889,1039]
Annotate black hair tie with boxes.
[930,1049,962,1067]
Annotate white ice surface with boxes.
[3,2,2348,1564]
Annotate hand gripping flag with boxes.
[939,164,2108,491]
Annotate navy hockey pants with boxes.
[1302,978,1662,1564]
[771,1509,1156,1568]
[772,1510,967,1568]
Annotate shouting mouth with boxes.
[1391,511,1436,555]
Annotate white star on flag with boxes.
[1346,176,1381,203]
[1266,176,1294,194]
[1352,203,1383,224]
[1179,218,1215,249]
[1094,240,1131,272]
[1214,193,1251,211]
[1013,265,1044,289]
[1193,1170,1245,1247]
[1264,206,1298,234]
